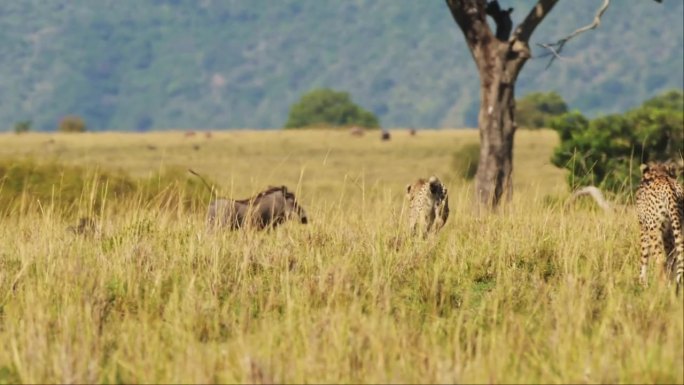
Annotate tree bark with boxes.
[476,42,517,207]
[446,0,558,209]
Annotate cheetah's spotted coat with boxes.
[636,162,684,293]
[406,176,449,237]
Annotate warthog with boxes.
[207,186,308,229]
[189,169,308,230]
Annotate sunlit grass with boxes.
[0,129,681,384]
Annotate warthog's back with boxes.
[207,198,249,229]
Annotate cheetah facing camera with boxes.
[406,176,449,237]
[636,161,684,293]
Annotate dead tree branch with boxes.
[537,0,611,69]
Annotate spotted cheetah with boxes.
[406,176,449,237]
[636,162,684,293]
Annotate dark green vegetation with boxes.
[550,90,683,195]
[0,1,682,131]
[13,120,32,134]
[517,92,568,129]
[451,143,480,180]
[57,115,87,133]
[285,88,379,129]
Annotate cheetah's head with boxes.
[428,176,447,205]
[640,161,678,180]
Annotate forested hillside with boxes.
[1,0,682,131]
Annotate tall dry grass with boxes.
[0,129,681,384]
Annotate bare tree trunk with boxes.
[446,0,558,209]
[476,51,518,206]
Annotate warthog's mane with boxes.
[233,185,294,204]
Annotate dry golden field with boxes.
[0,129,682,384]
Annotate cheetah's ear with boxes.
[406,184,412,194]
[664,162,677,178]
[639,164,649,175]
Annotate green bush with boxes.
[517,92,568,129]
[13,120,32,134]
[58,115,87,133]
[451,143,480,180]
[285,88,380,129]
[642,89,683,110]
[550,89,683,195]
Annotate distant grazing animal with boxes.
[349,127,364,137]
[381,130,391,141]
[636,161,684,293]
[184,131,196,138]
[409,128,417,136]
[205,131,213,139]
[406,176,449,237]
[189,169,308,230]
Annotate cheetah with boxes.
[406,176,449,237]
[636,161,684,293]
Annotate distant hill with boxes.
[1,0,682,131]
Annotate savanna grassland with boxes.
[0,129,682,384]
